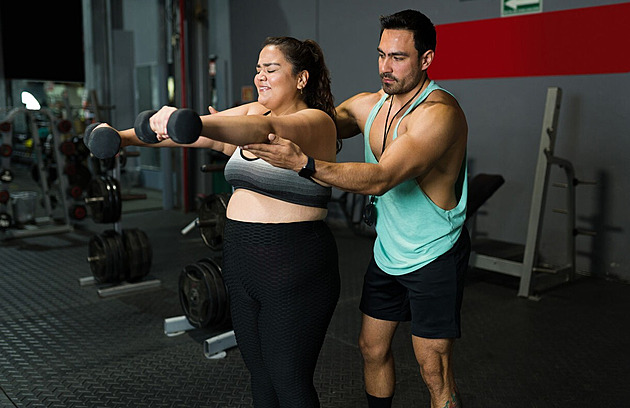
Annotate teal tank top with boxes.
[364,80,468,275]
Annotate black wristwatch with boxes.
[298,156,316,179]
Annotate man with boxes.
[245,10,469,408]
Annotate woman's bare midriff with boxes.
[226,189,328,223]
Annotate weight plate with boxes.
[103,230,125,282]
[0,144,12,157]
[0,190,9,204]
[107,176,122,223]
[67,185,83,199]
[69,204,87,220]
[123,229,145,282]
[198,257,229,326]
[88,233,114,283]
[199,193,230,250]
[67,162,92,190]
[134,229,152,279]
[179,263,214,328]
[86,176,109,223]
[60,141,76,156]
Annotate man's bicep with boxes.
[379,121,454,186]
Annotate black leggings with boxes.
[223,219,340,408]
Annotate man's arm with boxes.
[244,101,466,196]
[334,91,381,139]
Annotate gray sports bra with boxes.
[224,148,331,208]
[223,119,332,208]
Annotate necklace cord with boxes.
[380,76,428,156]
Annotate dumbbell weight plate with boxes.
[198,193,230,250]
[134,229,152,279]
[198,257,229,326]
[88,233,115,283]
[179,263,215,328]
[107,176,122,223]
[104,230,126,282]
[69,204,87,220]
[0,144,12,157]
[86,176,110,223]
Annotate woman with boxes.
[93,37,340,407]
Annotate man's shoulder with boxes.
[351,89,386,105]
[340,89,385,117]
[415,90,464,119]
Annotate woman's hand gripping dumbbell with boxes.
[83,107,202,160]
[135,107,202,144]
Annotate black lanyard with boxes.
[380,77,427,158]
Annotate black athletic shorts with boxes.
[359,227,470,339]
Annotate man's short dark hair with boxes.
[380,9,436,56]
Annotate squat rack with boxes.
[469,87,595,298]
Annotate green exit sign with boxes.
[502,0,542,17]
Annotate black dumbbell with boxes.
[83,123,122,160]
[134,109,202,145]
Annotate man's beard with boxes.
[380,72,424,95]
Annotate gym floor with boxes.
[1,208,629,408]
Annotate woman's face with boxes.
[254,45,300,109]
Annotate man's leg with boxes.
[359,314,398,402]
[412,336,462,408]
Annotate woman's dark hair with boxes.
[379,9,436,57]
[262,36,340,151]
[262,37,335,120]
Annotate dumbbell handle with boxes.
[135,108,202,145]
[85,196,105,203]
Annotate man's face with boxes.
[378,29,424,95]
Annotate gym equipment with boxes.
[180,193,231,250]
[198,193,230,250]
[0,144,12,157]
[87,229,152,284]
[0,212,11,229]
[1,107,74,239]
[64,162,92,190]
[1,168,13,183]
[163,315,236,359]
[134,108,202,145]
[0,190,9,204]
[179,257,230,328]
[469,87,596,298]
[84,123,122,160]
[85,175,122,223]
[69,204,87,220]
[67,185,83,199]
[165,257,235,360]
[466,174,505,218]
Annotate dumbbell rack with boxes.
[0,107,74,239]
[80,152,161,297]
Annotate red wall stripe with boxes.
[429,3,630,80]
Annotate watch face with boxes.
[298,167,314,178]
[298,156,315,178]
